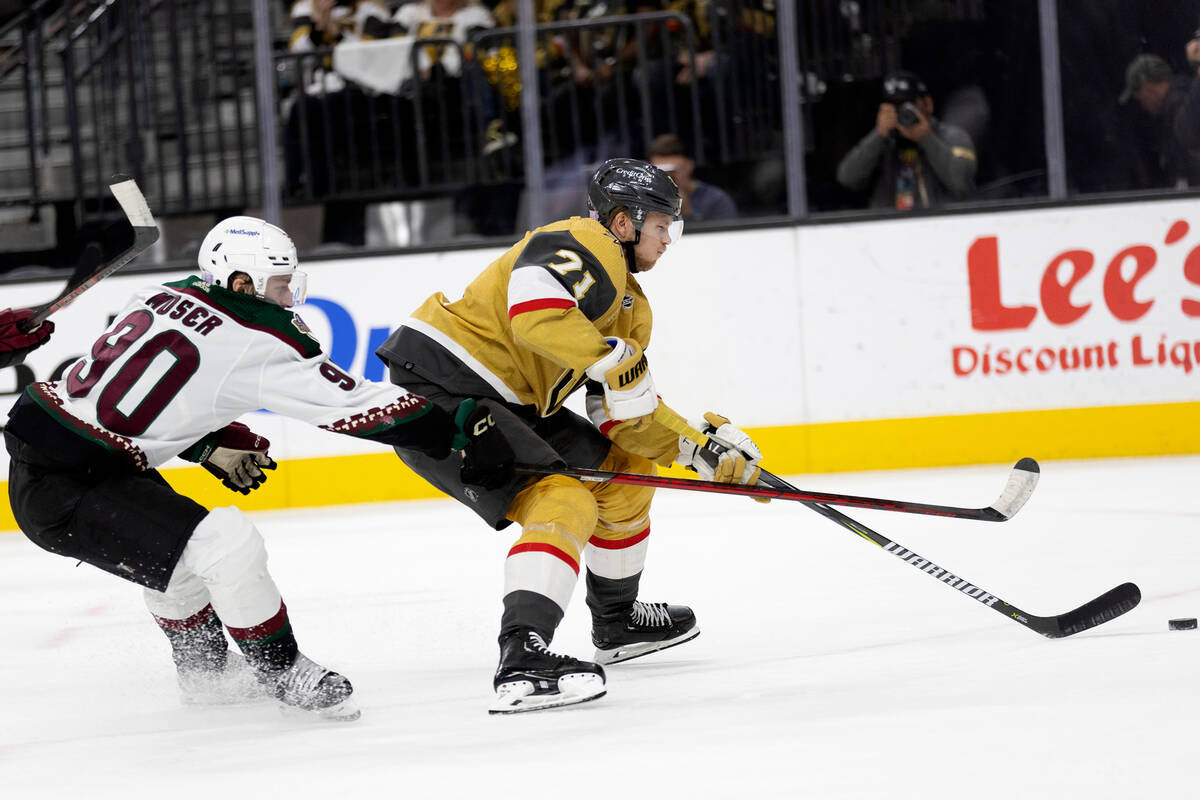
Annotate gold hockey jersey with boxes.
[402,215,680,464]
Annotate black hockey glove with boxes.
[187,422,278,495]
[452,399,515,491]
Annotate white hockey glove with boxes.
[677,412,765,494]
[585,337,658,431]
[194,422,278,495]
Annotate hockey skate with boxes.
[592,601,699,665]
[272,653,360,722]
[178,652,274,706]
[490,629,606,714]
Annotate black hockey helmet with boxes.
[587,158,682,230]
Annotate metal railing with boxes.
[278,37,484,204]
[0,0,1194,266]
[58,0,260,220]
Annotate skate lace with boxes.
[524,632,568,662]
[630,601,672,628]
[277,654,329,696]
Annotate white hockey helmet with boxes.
[198,216,308,306]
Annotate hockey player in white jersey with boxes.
[4,216,514,721]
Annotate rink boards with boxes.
[3,196,1199,526]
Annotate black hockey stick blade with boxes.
[778,485,1141,639]
[652,406,1137,637]
[1030,581,1142,639]
[516,457,1039,522]
[22,175,159,329]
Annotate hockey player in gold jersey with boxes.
[376,158,766,713]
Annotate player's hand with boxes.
[200,422,277,494]
[585,337,658,432]
[0,308,54,359]
[453,399,515,490]
[677,412,767,499]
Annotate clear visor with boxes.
[634,214,684,246]
[199,268,307,306]
[263,271,308,307]
[667,218,685,244]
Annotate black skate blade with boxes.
[595,627,700,666]
[278,698,362,722]
[488,689,607,715]
[489,673,606,714]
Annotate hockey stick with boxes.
[653,407,1141,638]
[644,407,1036,520]
[514,458,1038,521]
[20,175,159,330]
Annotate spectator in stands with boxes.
[1118,53,1191,189]
[1176,36,1200,185]
[284,0,394,246]
[392,0,494,81]
[836,70,977,210]
[647,133,736,222]
[392,0,504,237]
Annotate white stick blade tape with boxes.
[109,178,156,228]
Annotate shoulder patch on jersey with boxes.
[291,314,314,336]
[167,275,322,359]
[513,230,619,323]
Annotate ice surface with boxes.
[2,456,1198,799]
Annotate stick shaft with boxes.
[24,176,159,328]
[516,463,1008,521]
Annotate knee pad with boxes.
[180,506,264,579]
[143,571,211,622]
[593,449,655,531]
[509,475,598,556]
[504,477,597,615]
[178,506,280,628]
[587,449,654,579]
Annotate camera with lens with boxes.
[882,71,927,131]
[896,101,921,127]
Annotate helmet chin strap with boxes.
[606,210,642,272]
[622,239,639,272]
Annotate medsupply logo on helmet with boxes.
[198,215,308,306]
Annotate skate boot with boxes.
[490,629,606,714]
[178,652,274,706]
[592,601,699,665]
[271,653,360,722]
[158,609,272,705]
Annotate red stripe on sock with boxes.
[153,603,215,632]
[225,601,289,642]
[508,298,575,320]
[508,542,579,574]
[588,527,650,550]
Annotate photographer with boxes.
[1119,52,1191,189]
[836,70,977,210]
[1173,39,1200,186]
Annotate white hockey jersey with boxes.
[22,276,446,470]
